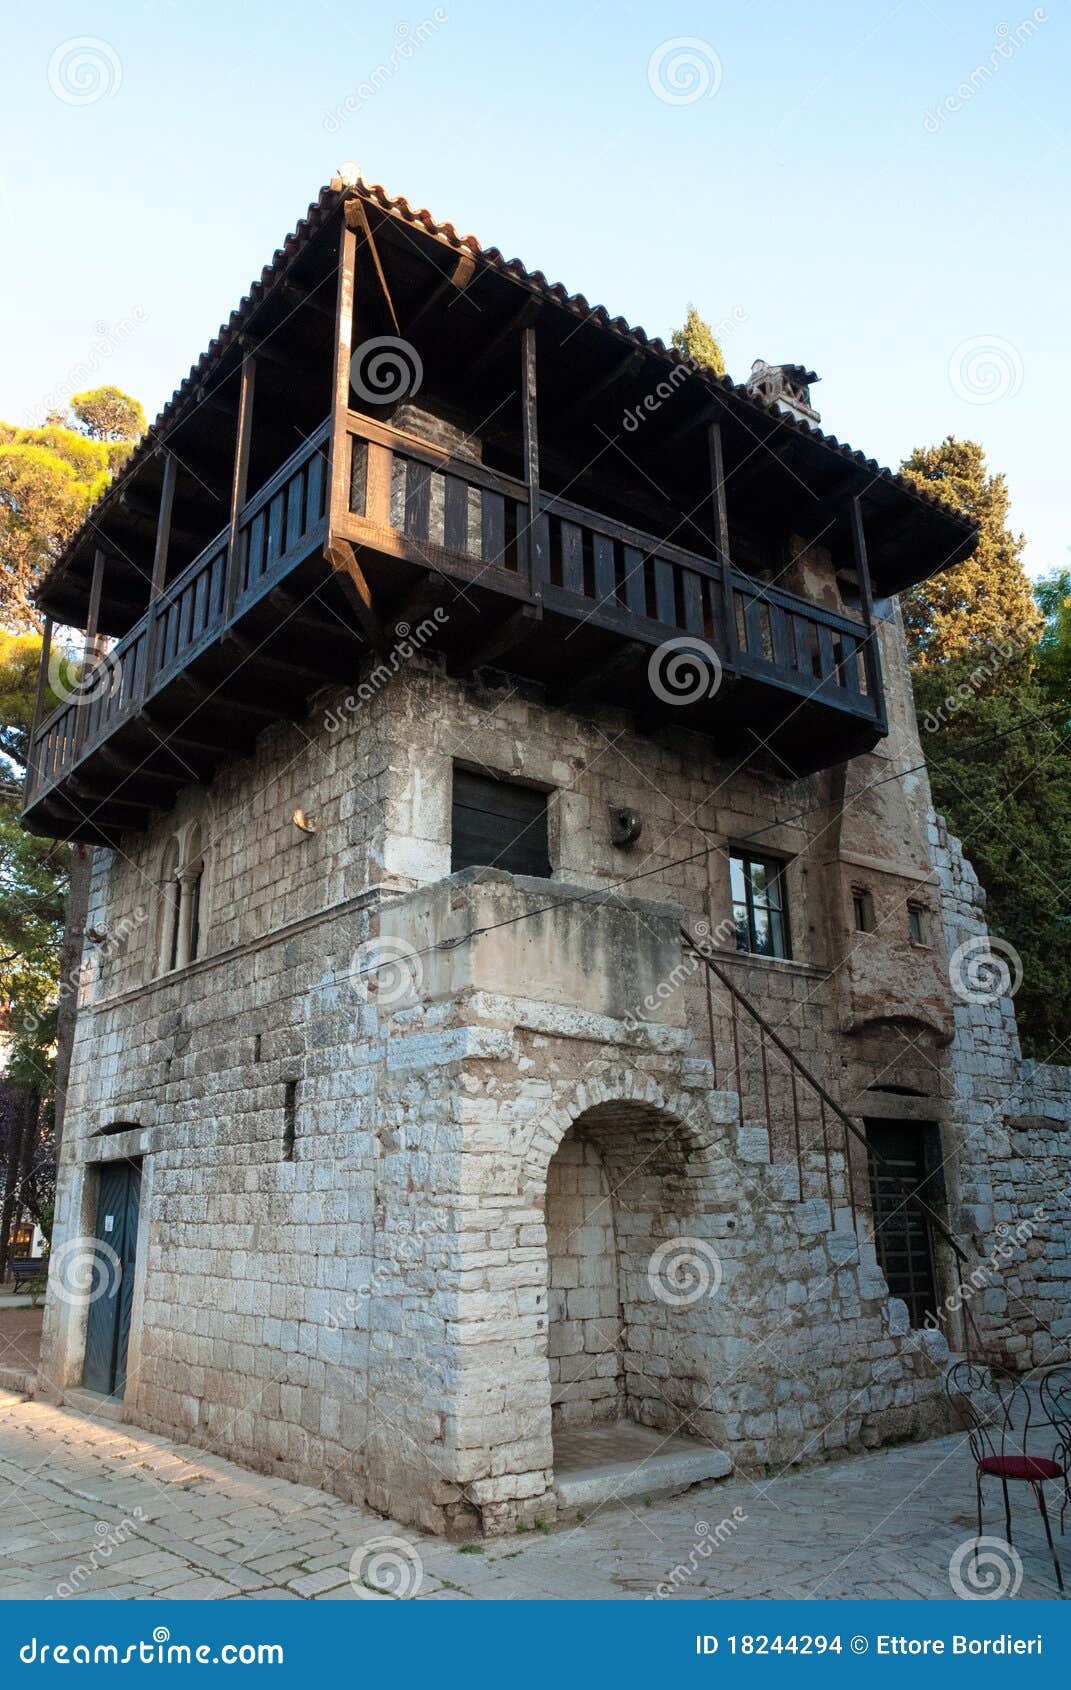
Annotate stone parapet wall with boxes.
[931,812,1071,1370]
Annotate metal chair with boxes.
[946,1360,1065,1593]
[1038,1367,1071,1535]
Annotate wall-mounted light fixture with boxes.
[292,809,321,835]
[610,807,643,849]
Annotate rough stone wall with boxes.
[545,1129,623,1427]
[931,812,1071,1370]
[42,587,1061,1537]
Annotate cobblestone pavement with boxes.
[0,1390,1065,1601]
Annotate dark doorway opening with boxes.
[82,1160,141,1398]
[864,1121,943,1330]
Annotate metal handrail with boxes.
[680,927,969,1265]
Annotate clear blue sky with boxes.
[2,0,1067,574]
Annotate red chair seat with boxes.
[979,1454,1064,1481]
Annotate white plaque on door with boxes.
[104,1215,114,1232]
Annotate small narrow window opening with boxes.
[283,1080,298,1161]
[852,887,874,933]
[908,903,927,946]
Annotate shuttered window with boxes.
[451,768,551,877]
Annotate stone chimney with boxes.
[746,360,821,429]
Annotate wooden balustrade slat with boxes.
[681,570,704,635]
[481,490,506,566]
[593,535,616,606]
[561,521,583,593]
[622,545,646,617]
[654,558,675,626]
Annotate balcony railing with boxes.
[26,421,330,810]
[342,411,881,718]
[25,410,883,824]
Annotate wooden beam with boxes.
[708,422,737,660]
[456,602,541,676]
[83,548,105,663]
[223,353,257,621]
[849,495,886,726]
[26,615,54,797]
[554,638,646,707]
[141,453,178,697]
[324,540,387,654]
[326,221,359,542]
[468,295,540,379]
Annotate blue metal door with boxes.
[81,1161,141,1397]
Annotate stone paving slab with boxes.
[0,1390,1065,1601]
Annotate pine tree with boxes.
[671,305,727,379]
[899,436,1042,665]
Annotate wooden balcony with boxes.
[23,412,886,845]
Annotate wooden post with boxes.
[522,323,547,590]
[27,615,54,798]
[83,548,105,666]
[143,451,177,694]
[74,548,107,757]
[849,494,886,725]
[708,421,736,657]
[326,218,358,542]
[223,354,257,621]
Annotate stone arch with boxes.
[540,1083,730,1452]
[521,1064,723,1195]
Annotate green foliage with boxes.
[0,641,68,1089]
[1034,567,1071,707]
[671,305,727,379]
[914,636,1071,1061]
[899,437,1043,666]
[0,388,144,631]
[70,386,147,444]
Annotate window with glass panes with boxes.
[730,852,790,959]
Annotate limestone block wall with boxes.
[42,611,1055,1538]
[931,811,1071,1370]
[545,1130,623,1427]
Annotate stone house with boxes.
[24,177,1071,1535]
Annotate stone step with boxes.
[552,1422,731,1517]
[62,1386,125,1423]
[0,1366,35,1396]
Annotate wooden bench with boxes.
[8,1259,46,1294]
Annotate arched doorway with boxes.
[543,1098,719,1447]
